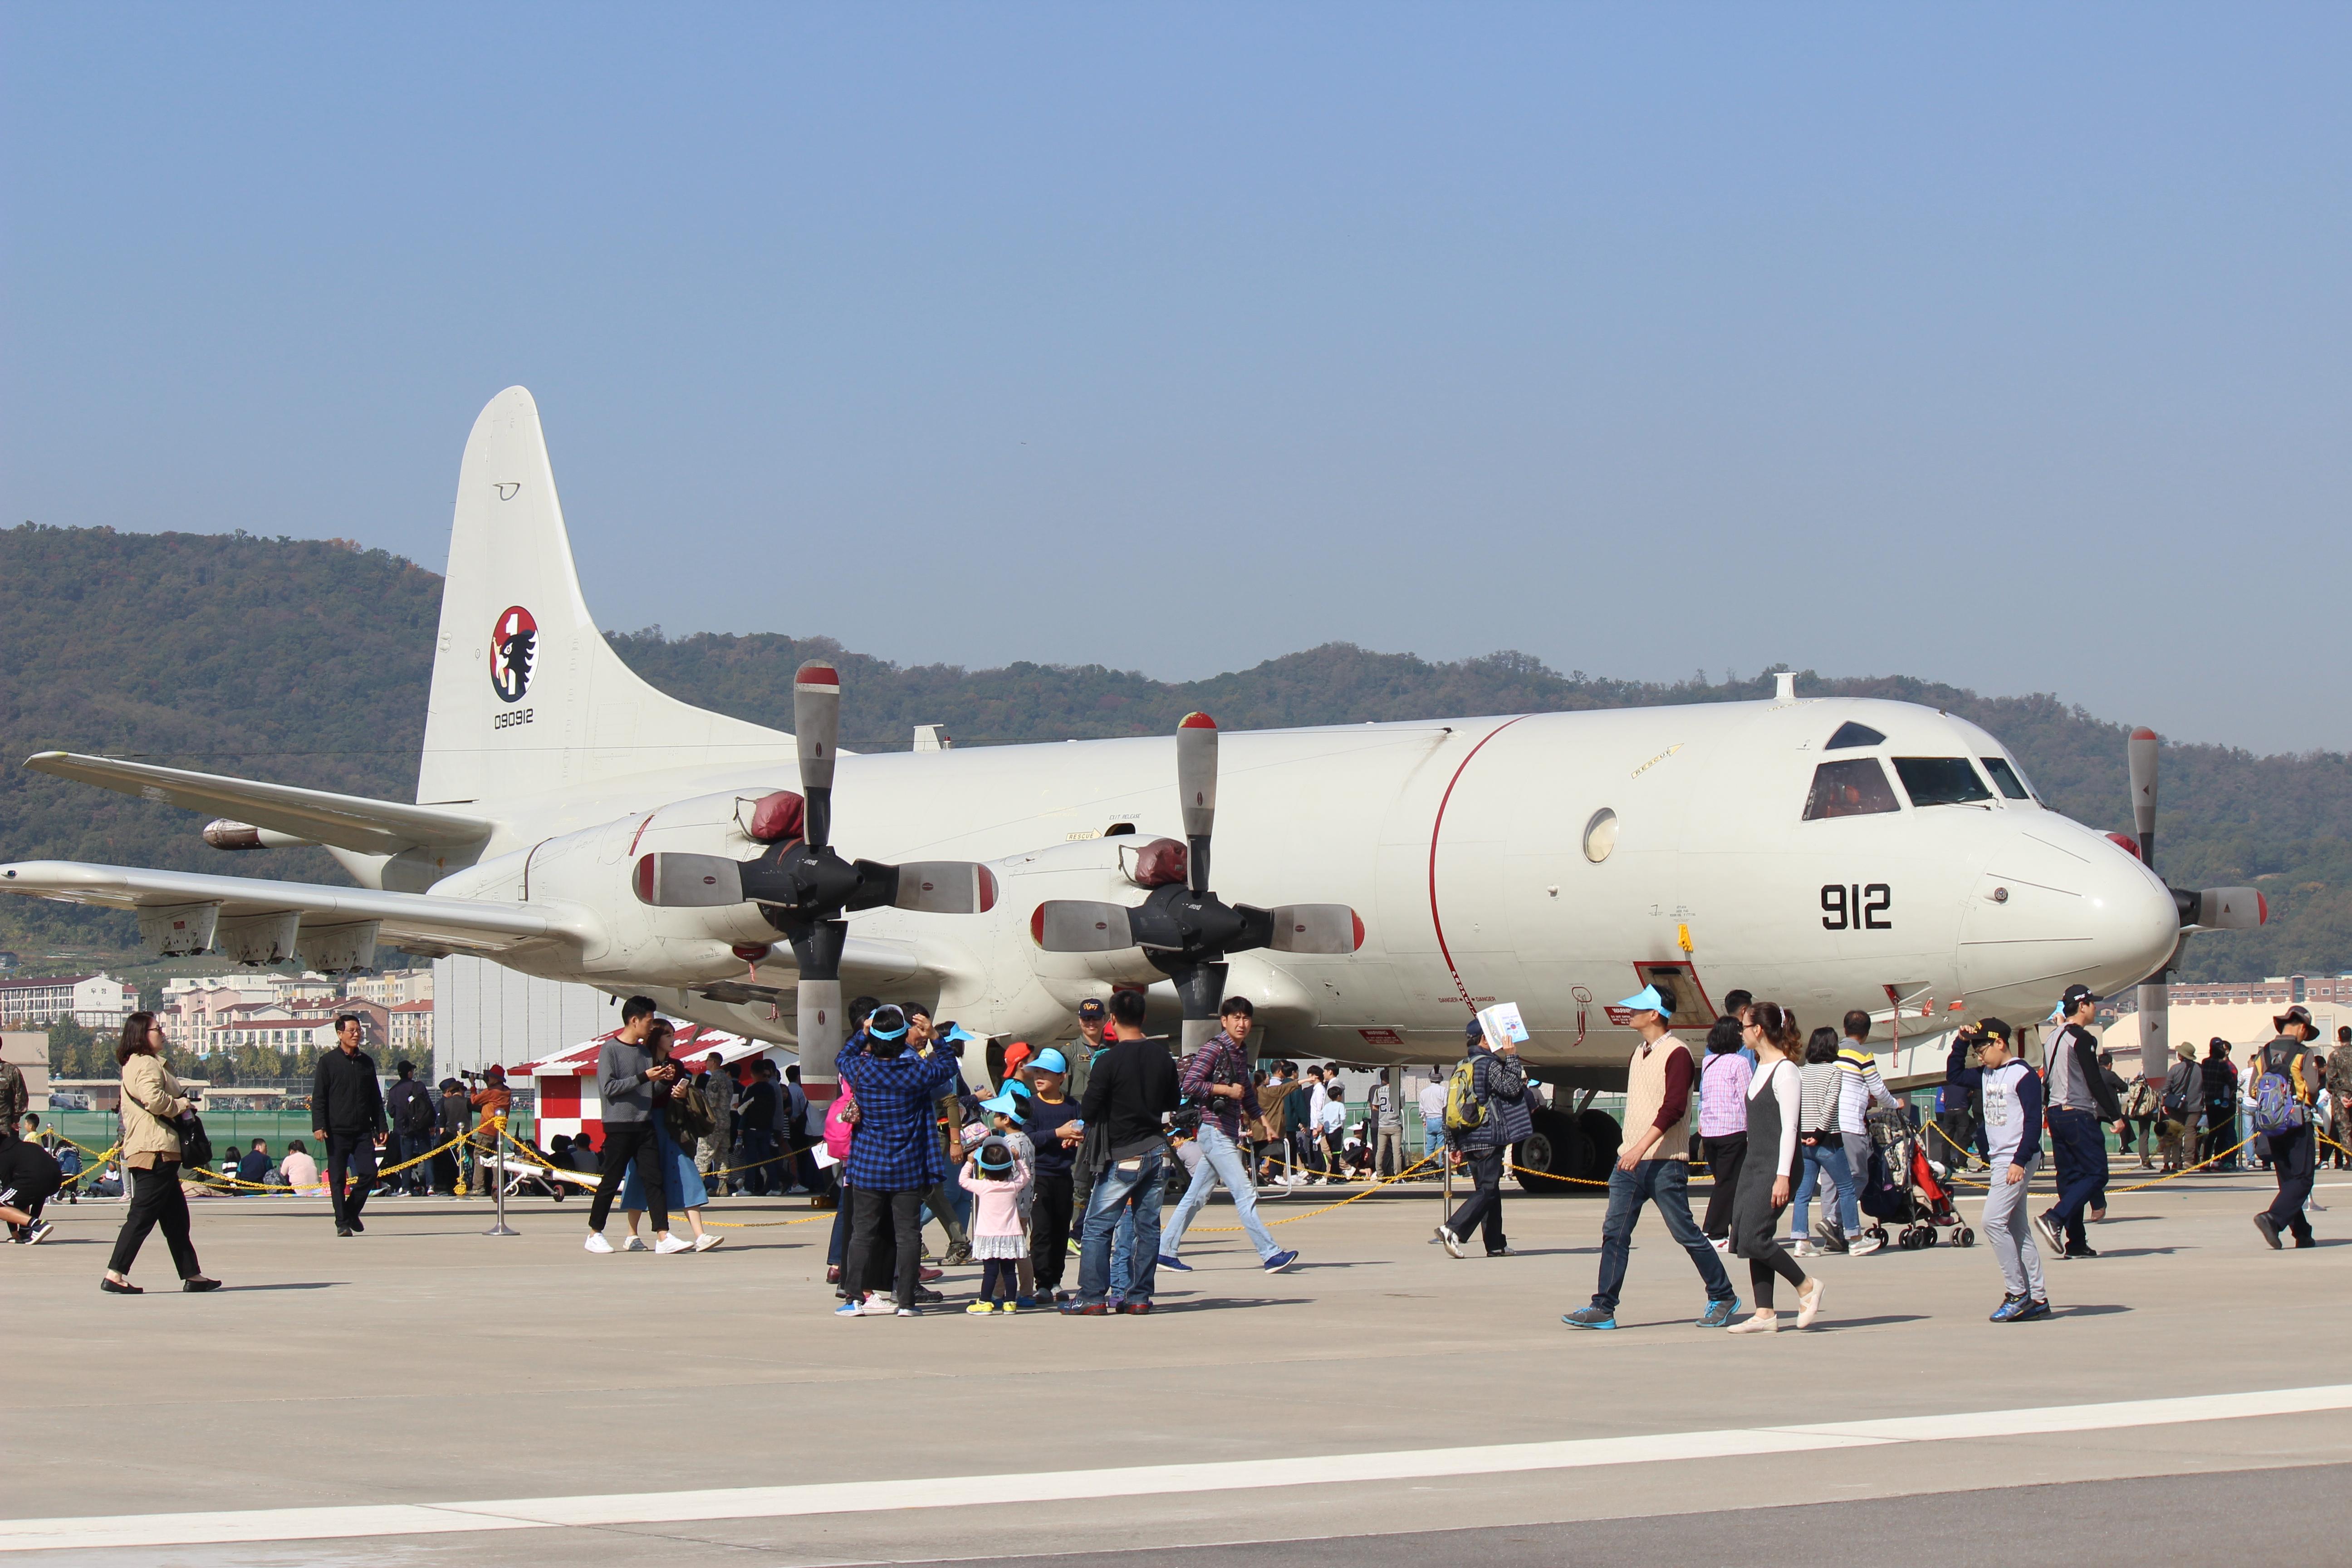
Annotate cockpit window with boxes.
[1980,757,2031,801]
[1803,759,1901,820]
[1825,721,1886,750]
[1894,757,1993,807]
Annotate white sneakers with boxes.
[1708,1236,1731,1253]
[1848,1235,1885,1257]
[588,1229,718,1255]
[1434,1225,1465,1259]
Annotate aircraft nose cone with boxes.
[1960,821,2179,1015]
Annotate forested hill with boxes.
[3,523,2347,982]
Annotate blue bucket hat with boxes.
[1031,1047,1069,1075]
[1616,985,1671,1017]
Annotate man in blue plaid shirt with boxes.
[1154,996,1300,1277]
[837,1004,958,1315]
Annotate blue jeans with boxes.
[1161,1123,1281,1261]
[1078,1147,1166,1305]
[2046,1107,2108,1246]
[1110,1210,1134,1299]
[1591,1159,1733,1313]
[1793,1139,1859,1238]
[396,1132,436,1193]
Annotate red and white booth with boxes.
[516,1024,793,1152]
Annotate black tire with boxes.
[1958,1226,1975,1247]
[1575,1109,1623,1182]
[1512,1109,1592,1195]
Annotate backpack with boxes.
[1441,1056,1488,1136]
[2252,1051,2313,1137]
[823,1085,858,1161]
[393,1083,435,1136]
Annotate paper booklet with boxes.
[1476,1001,1530,1046]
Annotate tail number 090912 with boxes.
[1822,883,1891,931]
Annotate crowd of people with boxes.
[9,979,2344,1319]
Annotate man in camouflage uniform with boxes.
[2327,1027,2352,1172]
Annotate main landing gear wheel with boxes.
[1513,1109,1592,1195]
[1577,1109,1622,1181]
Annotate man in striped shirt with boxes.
[1838,1010,1901,1257]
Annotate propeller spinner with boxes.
[1031,712,1362,1054]
[633,662,996,1066]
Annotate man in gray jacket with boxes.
[585,997,684,1254]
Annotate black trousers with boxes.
[1700,1133,1748,1240]
[108,1161,202,1279]
[1030,1167,1074,1292]
[589,1122,667,1232]
[325,1133,378,1228]
[737,1129,776,1196]
[2264,1127,2317,1242]
[845,1186,923,1307]
[1445,1145,1506,1252]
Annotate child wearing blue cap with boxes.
[978,1081,1040,1306]
[959,1136,1031,1313]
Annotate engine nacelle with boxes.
[433,786,796,984]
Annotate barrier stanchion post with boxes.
[484,1115,518,1237]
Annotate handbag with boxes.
[176,1111,214,1170]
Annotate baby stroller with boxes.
[1860,1106,1972,1250]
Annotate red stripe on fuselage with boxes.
[1427,715,1531,1015]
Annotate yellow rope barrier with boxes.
[492,1126,832,1227]
[1191,1149,1444,1232]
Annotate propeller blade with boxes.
[2128,726,2159,868]
[788,916,849,1068]
[1263,903,1364,955]
[795,663,841,848]
[1177,712,1217,893]
[799,978,843,1064]
[1172,959,1229,1057]
[1030,900,1137,953]
[891,861,999,915]
[633,853,744,907]
[2190,887,2265,931]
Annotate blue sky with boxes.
[4,5,2346,751]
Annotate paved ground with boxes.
[9,1162,2352,1565]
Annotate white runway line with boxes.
[5,1385,2349,1553]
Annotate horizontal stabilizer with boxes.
[24,753,495,857]
[0,860,563,958]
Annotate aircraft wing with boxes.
[0,860,568,958]
[23,752,495,857]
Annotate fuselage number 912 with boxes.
[1821,883,1891,931]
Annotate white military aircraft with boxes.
[1,387,2259,1182]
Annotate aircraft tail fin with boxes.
[417,387,786,805]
